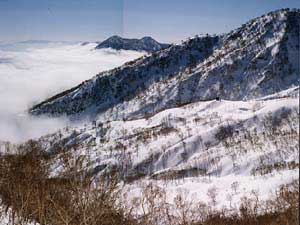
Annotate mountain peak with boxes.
[95,35,170,52]
[109,35,122,40]
[141,36,155,41]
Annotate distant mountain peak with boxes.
[108,35,122,40]
[141,36,155,40]
[95,35,170,52]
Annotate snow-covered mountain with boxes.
[3,8,299,215]
[30,9,299,121]
[94,35,170,52]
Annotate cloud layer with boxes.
[0,42,144,142]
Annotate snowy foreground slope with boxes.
[30,9,299,120]
[0,90,298,221]
[30,87,298,212]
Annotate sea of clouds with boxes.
[0,42,144,142]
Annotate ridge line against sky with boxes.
[0,0,299,43]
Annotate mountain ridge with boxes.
[30,8,300,121]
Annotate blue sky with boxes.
[0,0,299,43]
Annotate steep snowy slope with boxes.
[95,35,170,52]
[30,9,300,120]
